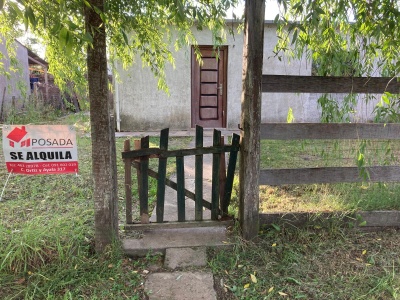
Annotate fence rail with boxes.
[262,75,400,94]
[260,123,400,186]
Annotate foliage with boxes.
[0,0,239,97]
[274,0,400,121]
[275,0,400,77]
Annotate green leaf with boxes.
[358,220,367,227]
[59,27,69,48]
[287,107,295,123]
[291,30,298,45]
[121,30,129,45]
[82,32,93,44]
[271,223,281,232]
[0,0,4,11]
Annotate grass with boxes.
[259,139,400,213]
[3,103,400,299]
[209,224,400,299]
[0,108,187,299]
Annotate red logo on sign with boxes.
[6,126,31,148]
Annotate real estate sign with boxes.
[2,125,78,175]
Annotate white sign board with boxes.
[2,125,78,175]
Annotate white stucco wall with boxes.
[116,22,313,131]
[0,39,30,110]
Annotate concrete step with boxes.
[144,271,217,300]
[123,224,232,257]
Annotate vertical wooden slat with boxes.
[134,139,141,221]
[219,136,227,214]
[139,136,149,224]
[195,125,204,221]
[211,129,221,220]
[176,156,185,222]
[156,128,169,223]
[124,139,132,224]
[223,133,240,215]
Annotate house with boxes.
[114,21,378,131]
[0,39,31,111]
[0,38,50,118]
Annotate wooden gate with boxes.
[122,126,240,224]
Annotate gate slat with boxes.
[139,136,149,223]
[124,140,133,224]
[195,125,204,221]
[176,156,185,222]
[156,128,169,223]
[222,133,240,215]
[211,129,221,220]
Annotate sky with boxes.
[228,0,281,20]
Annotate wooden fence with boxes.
[122,126,240,224]
[260,123,400,186]
[250,75,400,232]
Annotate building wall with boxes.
[116,23,313,131]
[0,39,30,111]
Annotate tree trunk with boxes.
[239,0,265,240]
[85,0,119,252]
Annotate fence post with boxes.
[156,128,169,223]
[124,139,132,224]
[239,0,264,239]
[211,129,221,220]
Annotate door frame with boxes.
[191,45,228,128]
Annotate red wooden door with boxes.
[191,46,227,128]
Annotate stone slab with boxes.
[123,226,231,257]
[164,247,207,269]
[144,272,217,300]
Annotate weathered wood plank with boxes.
[222,133,240,216]
[123,139,133,224]
[176,156,185,222]
[211,129,221,220]
[121,144,240,159]
[262,75,400,94]
[132,161,219,213]
[219,136,227,215]
[139,136,149,223]
[259,211,400,228]
[124,220,234,231]
[261,123,400,140]
[260,166,400,185]
[195,125,204,221]
[156,128,169,223]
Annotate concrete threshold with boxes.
[123,225,232,257]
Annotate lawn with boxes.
[209,224,400,299]
[259,139,400,213]
[2,107,400,299]
[0,109,189,299]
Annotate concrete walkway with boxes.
[120,131,238,299]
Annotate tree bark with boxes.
[239,0,265,240]
[85,0,119,252]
